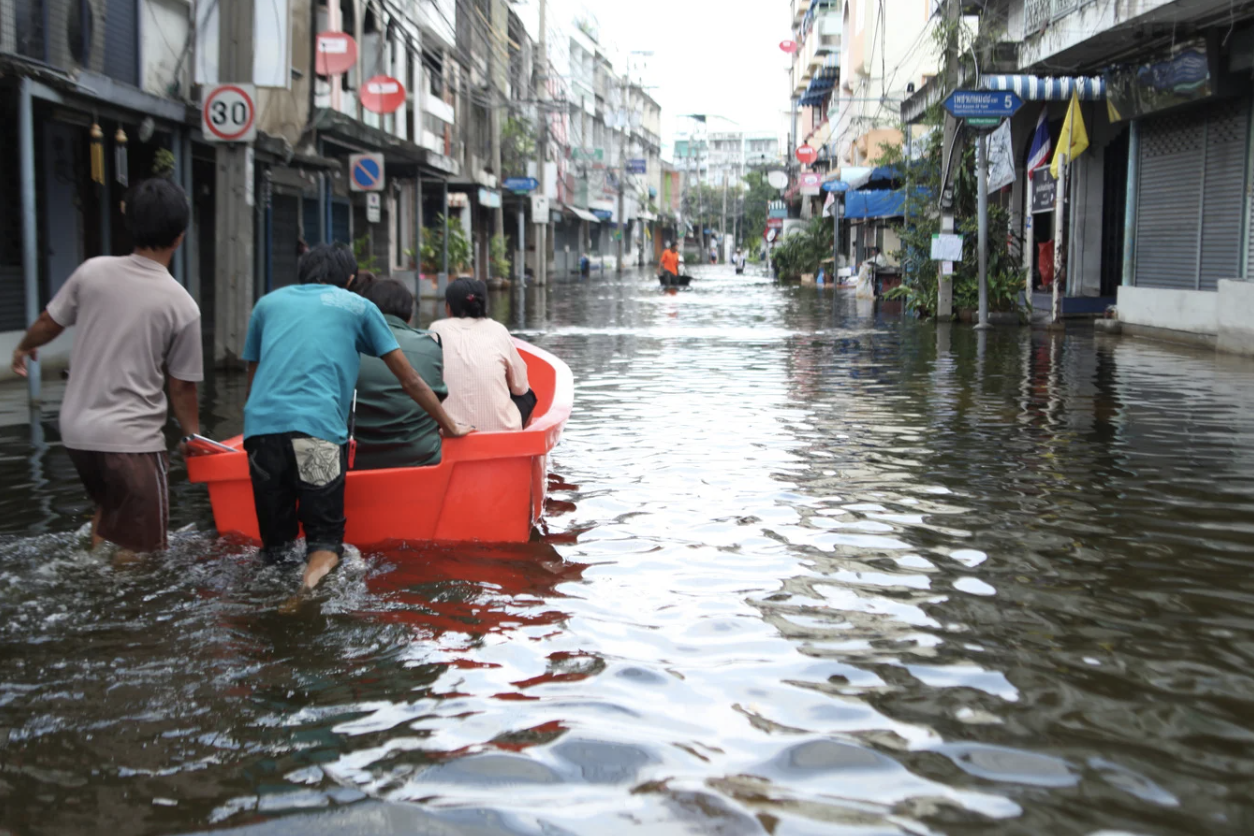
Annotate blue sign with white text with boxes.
[627,159,647,175]
[943,90,1023,119]
[504,177,539,193]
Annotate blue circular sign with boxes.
[352,157,382,190]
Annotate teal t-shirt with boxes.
[242,285,400,444]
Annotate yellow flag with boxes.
[1050,89,1089,177]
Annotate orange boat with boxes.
[187,339,573,546]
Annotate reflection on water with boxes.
[4,267,1254,835]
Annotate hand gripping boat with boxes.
[187,339,574,546]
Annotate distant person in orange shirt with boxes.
[660,241,680,280]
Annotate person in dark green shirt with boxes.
[354,279,449,469]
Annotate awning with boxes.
[637,211,657,222]
[844,187,929,219]
[800,52,840,107]
[565,205,600,223]
[980,75,1105,101]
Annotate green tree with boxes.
[883,120,1025,317]
[502,117,537,178]
[740,170,778,247]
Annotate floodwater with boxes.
[3,268,1254,836]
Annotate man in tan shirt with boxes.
[12,178,202,554]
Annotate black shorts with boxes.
[244,433,347,560]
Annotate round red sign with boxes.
[361,75,407,114]
[315,31,358,76]
[795,145,818,164]
[780,40,798,53]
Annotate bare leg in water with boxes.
[301,549,340,592]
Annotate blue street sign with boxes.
[351,156,382,191]
[593,209,613,221]
[627,158,647,175]
[943,90,1023,119]
[503,177,539,193]
[822,180,850,193]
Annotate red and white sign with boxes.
[766,217,785,229]
[795,145,818,165]
[780,40,798,53]
[361,75,406,114]
[800,172,821,195]
[202,84,256,143]
[315,31,358,75]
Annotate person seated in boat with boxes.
[660,242,680,280]
[354,279,449,470]
[242,245,470,593]
[430,278,532,433]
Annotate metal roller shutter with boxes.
[1135,111,1203,289]
[1135,98,1250,290]
[1199,98,1249,290]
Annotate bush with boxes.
[884,126,1026,317]
[771,216,833,280]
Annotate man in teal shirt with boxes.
[242,245,469,593]
[354,279,448,469]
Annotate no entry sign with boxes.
[316,31,358,75]
[202,84,256,143]
[361,76,406,114]
[349,153,385,192]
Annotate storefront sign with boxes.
[1031,167,1057,213]
[800,172,821,196]
[1105,41,1211,122]
[478,188,501,208]
[780,40,798,53]
[795,145,818,165]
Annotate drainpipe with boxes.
[19,78,40,405]
[1121,120,1138,287]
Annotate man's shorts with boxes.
[66,449,169,553]
[244,433,347,561]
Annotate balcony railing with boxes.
[1024,0,1094,34]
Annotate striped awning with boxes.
[800,52,840,107]
[980,75,1106,101]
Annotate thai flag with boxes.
[1026,107,1051,176]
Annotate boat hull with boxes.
[659,274,692,287]
[187,339,574,547]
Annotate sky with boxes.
[521,0,794,158]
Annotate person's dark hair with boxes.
[363,279,415,321]
[125,178,189,250]
[353,270,379,297]
[446,277,488,318]
[298,243,356,288]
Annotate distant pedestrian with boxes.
[11,178,202,556]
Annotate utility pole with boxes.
[616,95,626,275]
[535,0,548,285]
[215,0,255,366]
[489,1,505,252]
[937,0,960,322]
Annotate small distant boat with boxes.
[659,273,693,287]
[187,340,574,546]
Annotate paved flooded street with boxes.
[3,268,1254,835]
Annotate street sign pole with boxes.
[976,130,990,330]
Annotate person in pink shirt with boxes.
[429,279,531,432]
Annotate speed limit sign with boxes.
[202,84,257,143]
